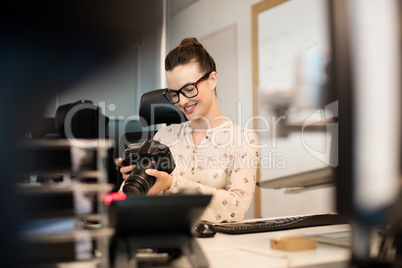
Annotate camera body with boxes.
[122,139,175,195]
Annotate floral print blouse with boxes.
[154,121,260,222]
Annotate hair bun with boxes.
[165,37,216,74]
[179,37,203,48]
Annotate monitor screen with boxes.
[109,194,212,235]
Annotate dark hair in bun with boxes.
[165,37,216,74]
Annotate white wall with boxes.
[170,0,335,219]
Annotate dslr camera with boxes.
[122,139,175,195]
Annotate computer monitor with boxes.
[329,0,401,264]
[109,194,212,235]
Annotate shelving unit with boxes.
[17,139,115,268]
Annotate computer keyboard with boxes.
[212,213,349,234]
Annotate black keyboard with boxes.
[212,213,348,234]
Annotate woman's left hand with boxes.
[145,169,173,195]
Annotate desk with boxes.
[195,224,351,268]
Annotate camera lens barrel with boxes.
[122,139,175,195]
[122,161,156,195]
[123,173,155,195]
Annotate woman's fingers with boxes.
[116,157,135,180]
[116,158,125,167]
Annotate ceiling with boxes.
[125,0,199,45]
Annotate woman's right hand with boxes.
[116,158,135,181]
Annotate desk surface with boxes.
[195,224,350,268]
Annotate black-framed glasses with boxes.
[163,71,212,104]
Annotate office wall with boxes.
[43,1,164,121]
[170,0,335,219]
[45,48,140,119]
[44,37,162,120]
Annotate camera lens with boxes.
[123,173,155,195]
[123,172,148,195]
[122,158,156,195]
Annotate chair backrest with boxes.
[138,89,186,127]
[120,89,186,152]
[55,100,109,139]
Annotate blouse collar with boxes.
[184,120,232,133]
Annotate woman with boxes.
[117,37,260,222]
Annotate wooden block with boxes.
[270,237,317,251]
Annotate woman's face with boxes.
[166,62,217,122]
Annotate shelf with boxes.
[257,167,334,193]
[20,228,115,243]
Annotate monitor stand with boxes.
[112,233,209,268]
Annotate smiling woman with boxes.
[117,37,260,223]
